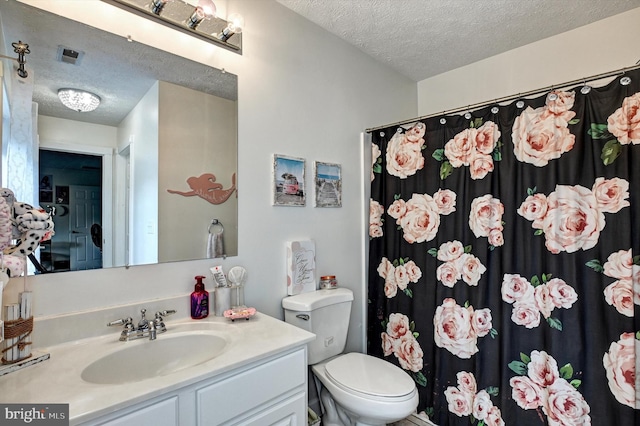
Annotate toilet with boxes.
[283,288,418,426]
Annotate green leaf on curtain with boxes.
[601,140,622,165]
[486,386,499,396]
[404,288,413,298]
[632,255,640,265]
[410,321,416,331]
[413,332,420,338]
[559,363,574,379]
[372,163,381,174]
[464,300,470,308]
[492,150,502,161]
[489,328,498,338]
[508,360,528,375]
[534,229,544,236]
[520,353,531,363]
[381,320,388,329]
[570,379,582,389]
[585,259,604,273]
[432,149,445,162]
[588,123,611,139]
[394,193,402,200]
[489,245,496,251]
[427,248,438,257]
[464,245,472,253]
[542,273,552,283]
[439,161,453,180]
[473,118,484,128]
[568,118,580,125]
[413,371,428,387]
[425,407,434,418]
[635,331,640,340]
[527,186,537,196]
[531,275,541,287]
[547,317,563,331]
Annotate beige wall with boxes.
[417,7,640,115]
[158,81,238,262]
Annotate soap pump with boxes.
[190,275,209,319]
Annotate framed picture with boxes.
[314,161,342,207]
[55,186,69,204]
[273,154,306,206]
[39,190,53,203]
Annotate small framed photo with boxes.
[55,185,69,204]
[314,161,342,207]
[273,154,306,206]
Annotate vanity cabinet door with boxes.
[196,348,306,425]
[236,391,306,426]
[94,396,179,426]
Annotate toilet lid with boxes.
[325,353,415,398]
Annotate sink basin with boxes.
[81,332,228,384]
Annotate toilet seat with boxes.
[324,353,415,399]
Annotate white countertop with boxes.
[0,313,315,424]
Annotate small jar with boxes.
[319,275,337,290]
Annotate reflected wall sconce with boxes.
[101,0,243,54]
[58,89,101,112]
[0,40,30,78]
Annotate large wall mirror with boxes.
[0,1,238,274]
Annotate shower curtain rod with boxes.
[365,62,640,133]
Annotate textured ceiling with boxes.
[276,0,640,82]
[0,1,237,127]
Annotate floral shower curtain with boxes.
[368,67,640,426]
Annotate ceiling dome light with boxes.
[58,88,101,112]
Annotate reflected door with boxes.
[70,185,102,270]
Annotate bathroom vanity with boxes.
[0,313,315,425]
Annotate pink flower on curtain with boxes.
[509,351,591,425]
[469,194,504,248]
[519,179,629,254]
[385,122,426,178]
[369,199,384,238]
[586,249,637,317]
[388,190,456,244]
[433,298,496,358]
[444,371,504,423]
[512,91,576,166]
[607,92,640,145]
[381,313,426,384]
[501,274,577,330]
[371,143,381,181]
[439,120,501,180]
[602,332,637,408]
[377,256,422,298]
[429,240,486,287]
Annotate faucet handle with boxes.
[107,317,133,327]
[156,309,176,317]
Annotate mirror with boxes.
[0,1,238,273]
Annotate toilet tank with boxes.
[282,288,354,365]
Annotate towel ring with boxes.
[208,219,224,234]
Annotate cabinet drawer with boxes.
[95,396,178,426]
[197,349,306,425]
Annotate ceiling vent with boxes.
[57,46,84,65]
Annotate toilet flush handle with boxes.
[296,314,309,321]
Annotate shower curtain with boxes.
[368,67,640,426]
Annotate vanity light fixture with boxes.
[58,89,101,112]
[101,0,242,53]
[218,12,244,42]
[187,0,216,29]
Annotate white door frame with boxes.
[39,140,114,268]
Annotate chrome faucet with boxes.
[108,308,176,341]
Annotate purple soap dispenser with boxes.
[191,275,209,319]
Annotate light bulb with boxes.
[218,12,244,42]
[187,0,216,29]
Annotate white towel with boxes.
[207,229,225,258]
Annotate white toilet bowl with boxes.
[311,352,418,426]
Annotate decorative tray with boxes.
[223,307,256,321]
